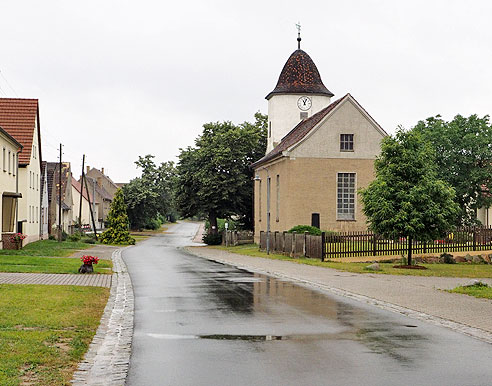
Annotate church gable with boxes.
[289,95,386,160]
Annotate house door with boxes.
[311,213,320,229]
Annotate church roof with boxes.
[266,49,334,100]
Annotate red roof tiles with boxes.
[266,49,334,100]
[0,98,40,165]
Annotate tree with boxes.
[413,114,492,224]
[360,128,459,265]
[99,189,135,245]
[123,155,177,230]
[175,112,267,233]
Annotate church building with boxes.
[252,36,387,241]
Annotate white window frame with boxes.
[340,134,354,152]
[336,172,356,221]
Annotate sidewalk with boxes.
[187,246,492,342]
[0,272,111,287]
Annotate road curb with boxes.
[186,247,492,345]
[71,248,134,385]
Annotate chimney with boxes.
[101,167,105,175]
[86,166,90,175]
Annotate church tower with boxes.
[265,35,334,153]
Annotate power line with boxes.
[0,70,18,97]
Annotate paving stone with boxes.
[0,272,111,287]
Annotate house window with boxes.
[2,196,17,232]
[258,180,262,222]
[8,150,11,174]
[340,134,354,151]
[36,174,39,191]
[29,172,32,188]
[337,173,356,220]
[36,206,38,223]
[276,175,280,222]
[268,122,271,138]
[2,147,5,171]
[12,153,15,176]
[267,177,271,225]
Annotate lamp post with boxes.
[255,166,270,255]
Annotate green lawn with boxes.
[212,244,492,278]
[0,284,109,386]
[0,240,92,257]
[448,283,492,299]
[0,256,112,274]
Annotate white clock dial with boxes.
[297,96,312,111]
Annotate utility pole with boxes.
[78,154,85,231]
[58,143,62,242]
[84,176,98,240]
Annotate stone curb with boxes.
[186,247,492,345]
[71,248,134,385]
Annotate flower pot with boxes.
[78,264,94,274]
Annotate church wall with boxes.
[267,94,331,153]
[290,98,385,160]
[254,157,375,243]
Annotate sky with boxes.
[1,0,492,182]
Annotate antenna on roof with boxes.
[296,22,301,49]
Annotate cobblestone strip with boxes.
[71,248,134,386]
[190,249,492,345]
[0,272,111,287]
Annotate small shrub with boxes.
[203,232,222,245]
[287,225,322,236]
[48,235,56,240]
[61,231,68,241]
[68,233,81,242]
[440,253,455,264]
[83,237,96,244]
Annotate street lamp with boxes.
[254,166,270,255]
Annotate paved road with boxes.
[124,222,492,386]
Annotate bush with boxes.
[99,189,136,245]
[83,237,96,244]
[144,217,162,230]
[440,253,456,264]
[48,235,56,240]
[68,233,81,242]
[287,225,322,236]
[202,232,222,245]
[61,231,68,241]
[205,218,237,233]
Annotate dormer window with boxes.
[340,134,354,151]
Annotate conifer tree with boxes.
[99,189,135,245]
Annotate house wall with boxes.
[17,120,41,245]
[0,134,21,248]
[40,167,49,238]
[477,207,492,227]
[71,185,93,226]
[267,94,332,153]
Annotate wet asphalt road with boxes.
[123,222,492,386]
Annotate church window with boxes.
[276,175,280,222]
[340,134,354,151]
[337,173,356,220]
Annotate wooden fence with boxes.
[222,230,254,246]
[259,227,492,260]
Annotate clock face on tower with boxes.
[297,96,312,111]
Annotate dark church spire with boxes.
[296,22,301,49]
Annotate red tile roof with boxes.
[252,94,347,168]
[266,49,334,100]
[0,98,40,165]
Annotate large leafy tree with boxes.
[123,155,177,230]
[360,128,459,265]
[413,114,492,224]
[175,112,267,233]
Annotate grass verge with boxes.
[447,283,492,299]
[0,284,109,385]
[212,244,492,278]
[0,256,112,274]
[0,240,92,258]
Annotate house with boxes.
[252,40,386,241]
[83,166,117,227]
[71,176,95,229]
[0,126,23,248]
[46,162,73,235]
[0,98,43,245]
[40,161,49,238]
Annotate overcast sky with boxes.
[1,0,492,182]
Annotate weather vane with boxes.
[296,22,301,49]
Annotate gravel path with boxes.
[187,246,492,342]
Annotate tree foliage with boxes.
[360,129,459,264]
[175,112,267,232]
[99,189,135,245]
[413,114,492,224]
[123,155,177,230]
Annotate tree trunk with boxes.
[209,212,218,235]
[407,235,413,266]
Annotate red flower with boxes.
[80,255,100,265]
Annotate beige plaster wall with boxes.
[254,157,375,242]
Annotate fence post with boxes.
[292,232,296,258]
[274,231,278,252]
[282,231,286,253]
[304,231,308,257]
[321,232,325,262]
[473,228,477,251]
[373,234,377,256]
